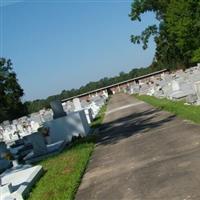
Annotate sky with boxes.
[0,0,157,101]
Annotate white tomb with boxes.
[194,81,200,104]
[73,98,82,111]
[0,164,43,200]
[44,110,90,144]
[171,80,180,91]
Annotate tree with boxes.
[0,58,27,122]
[192,48,200,63]
[165,0,200,67]
[129,0,200,69]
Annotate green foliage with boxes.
[26,66,158,114]
[131,25,158,50]
[0,58,27,122]
[192,48,200,63]
[135,95,200,124]
[165,0,200,67]
[129,0,200,69]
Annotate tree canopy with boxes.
[0,58,27,122]
[129,0,200,69]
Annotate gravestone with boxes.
[81,100,89,109]
[44,110,90,143]
[0,142,8,158]
[139,83,150,95]
[30,113,42,124]
[65,101,75,113]
[1,165,43,199]
[0,142,12,173]
[27,132,47,156]
[194,81,200,98]
[3,121,10,127]
[147,87,155,96]
[102,90,108,98]
[95,98,104,108]
[90,102,100,118]
[42,112,53,122]
[72,110,90,137]
[186,94,198,104]
[0,159,12,174]
[16,124,23,133]
[0,126,3,141]
[12,120,18,126]
[132,84,140,94]
[84,109,93,124]
[30,121,40,132]
[171,80,180,91]
[73,98,82,111]
[0,183,14,200]
[194,81,200,104]
[50,100,66,119]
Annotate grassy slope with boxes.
[135,95,200,124]
[28,104,107,200]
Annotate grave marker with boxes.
[50,100,66,119]
[73,98,82,111]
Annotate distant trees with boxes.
[0,58,27,122]
[129,0,200,69]
[25,66,158,114]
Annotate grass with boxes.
[135,95,200,124]
[28,140,94,200]
[28,104,107,200]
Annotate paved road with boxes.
[75,93,200,200]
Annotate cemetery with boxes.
[0,93,108,200]
[1,63,200,199]
[1,0,200,199]
[126,63,200,105]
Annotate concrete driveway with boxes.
[75,93,200,200]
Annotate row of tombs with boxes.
[0,92,108,142]
[126,64,200,104]
[0,93,109,200]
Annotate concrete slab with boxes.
[24,140,66,164]
[75,93,200,200]
[1,165,43,199]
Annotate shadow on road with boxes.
[96,108,176,146]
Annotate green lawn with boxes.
[28,104,107,200]
[135,95,200,124]
[28,140,94,200]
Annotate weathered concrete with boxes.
[76,93,200,200]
